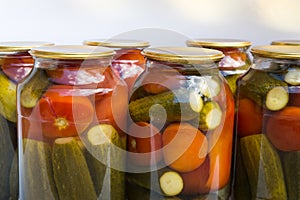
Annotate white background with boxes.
[1,0,299,47]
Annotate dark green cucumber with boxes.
[22,138,58,200]
[20,69,50,108]
[52,137,97,200]
[198,101,222,131]
[224,73,240,95]
[233,141,251,200]
[126,168,183,196]
[9,151,18,200]
[0,115,15,200]
[238,69,288,110]
[129,89,198,123]
[282,151,300,200]
[240,134,287,199]
[83,124,125,200]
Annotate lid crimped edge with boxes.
[186,39,252,48]
[0,41,54,52]
[142,47,224,64]
[30,45,115,60]
[271,40,300,46]
[83,39,150,48]
[251,45,300,59]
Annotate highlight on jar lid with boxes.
[141,47,224,64]
[186,38,252,48]
[251,45,300,59]
[29,45,115,59]
[271,40,300,46]
[83,38,150,48]
[0,41,54,52]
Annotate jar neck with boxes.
[34,57,112,69]
[145,59,219,73]
[252,56,300,71]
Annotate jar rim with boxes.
[30,45,115,60]
[251,45,300,59]
[271,40,300,46]
[83,38,150,48]
[0,41,54,52]
[142,47,224,64]
[186,38,252,48]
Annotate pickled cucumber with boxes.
[0,115,14,199]
[22,138,58,200]
[0,72,17,122]
[52,137,97,200]
[282,151,300,200]
[83,124,125,200]
[238,69,288,110]
[198,101,222,131]
[240,134,287,199]
[129,89,198,123]
[20,69,50,108]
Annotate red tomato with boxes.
[1,55,34,82]
[34,85,94,138]
[127,122,163,166]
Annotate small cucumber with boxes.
[20,69,50,108]
[282,151,300,200]
[240,134,287,199]
[83,124,125,200]
[284,67,300,85]
[0,72,17,122]
[265,86,289,111]
[129,89,198,123]
[9,151,19,200]
[52,137,97,200]
[0,115,15,199]
[198,101,222,131]
[126,168,182,196]
[22,138,58,200]
[238,69,288,110]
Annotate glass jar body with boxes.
[111,48,146,95]
[127,59,235,199]
[234,56,300,199]
[17,57,128,200]
[214,46,252,95]
[0,51,34,200]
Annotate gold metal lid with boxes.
[30,45,115,59]
[186,38,252,48]
[251,45,300,59]
[83,39,150,48]
[142,47,224,64]
[0,41,54,52]
[271,40,300,46]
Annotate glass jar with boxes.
[0,41,53,200]
[186,39,252,95]
[84,39,150,94]
[234,45,300,200]
[17,45,128,200]
[126,47,235,199]
[271,39,300,46]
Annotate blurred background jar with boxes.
[84,39,150,95]
[127,47,235,199]
[17,45,128,200]
[271,39,300,46]
[186,39,252,95]
[0,41,53,200]
[234,45,300,200]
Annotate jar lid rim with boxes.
[84,39,150,48]
[271,40,300,46]
[251,45,300,59]
[186,38,252,48]
[142,47,224,64]
[0,41,54,52]
[30,45,115,59]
